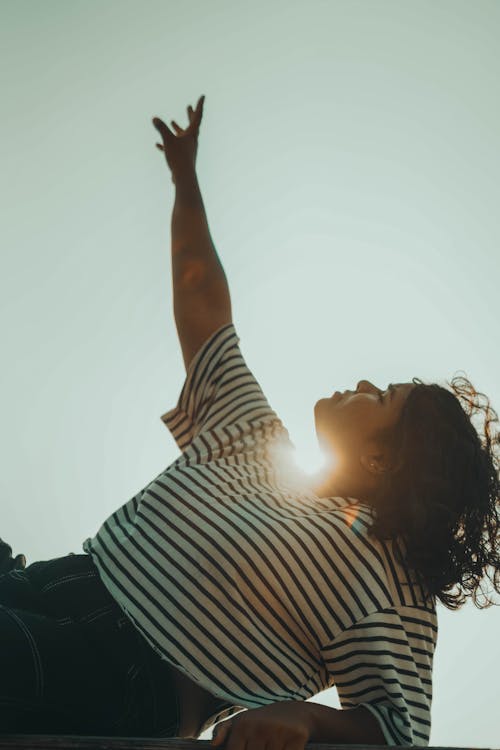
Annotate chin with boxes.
[314,398,323,411]
[313,401,329,439]
[314,397,330,416]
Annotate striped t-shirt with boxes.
[82,323,437,745]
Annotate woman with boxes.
[1,95,499,747]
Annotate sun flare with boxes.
[291,438,331,477]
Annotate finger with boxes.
[155,143,164,151]
[225,725,246,750]
[266,735,286,750]
[266,724,307,750]
[212,719,233,747]
[182,96,204,134]
[152,117,173,140]
[247,736,267,750]
[283,736,308,750]
[193,95,205,125]
[171,120,184,134]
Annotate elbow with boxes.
[174,258,211,290]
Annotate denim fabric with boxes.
[0,552,180,736]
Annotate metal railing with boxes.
[0,737,493,750]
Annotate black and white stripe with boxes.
[83,323,437,745]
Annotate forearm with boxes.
[171,168,229,290]
[169,167,232,370]
[308,703,387,745]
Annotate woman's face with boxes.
[314,379,416,469]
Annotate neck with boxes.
[310,467,344,498]
[311,464,372,502]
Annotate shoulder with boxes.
[320,496,377,539]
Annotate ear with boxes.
[359,449,392,475]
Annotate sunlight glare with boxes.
[292,438,331,477]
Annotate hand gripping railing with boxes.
[0,736,494,750]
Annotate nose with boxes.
[356,380,378,394]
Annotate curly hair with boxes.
[366,374,500,610]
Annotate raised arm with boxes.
[170,169,232,371]
[152,96,232,371]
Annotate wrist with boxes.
[305,702,337,743]
[306,702,386,745]
[173,167,198,188]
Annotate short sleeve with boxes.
[161,323,282,452]
[320,608,434,746]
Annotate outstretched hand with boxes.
[152,94,205,184]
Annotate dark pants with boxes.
[0,552,180,736]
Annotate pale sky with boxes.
[1,0,499,745]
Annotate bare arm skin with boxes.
[211,701,387,748]
[152,96,232,371]
[170,167,232,371]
